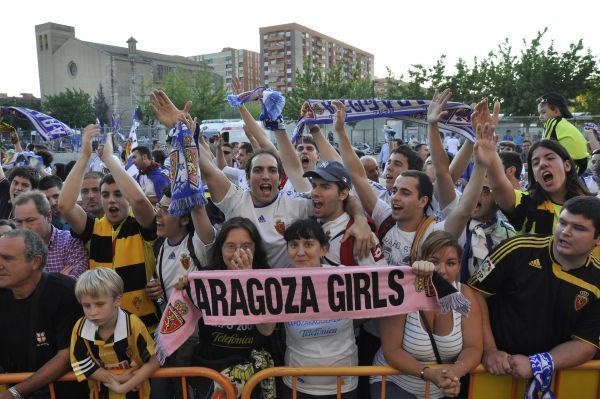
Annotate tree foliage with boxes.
[43,88,95,127]
[93,84,110,125]
[385,28,599,116]
[283,57,375,120]
[138,66,226,124]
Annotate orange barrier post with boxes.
[0,367,237,399]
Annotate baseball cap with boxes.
[303,161,352,189]
[537,92,573,119]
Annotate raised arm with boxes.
[231,77,276,153]
[450,140,474,182]
[191,204,215,244]
[58,124,98,234]
[443,121,491,237]
[427,89,457,210]
[101,132,155,228]
[332,101,377,215]
[10,128,24,153]
[214,135,227,170]
[273,129,311,192]
[308,125,342,162]
[472,99,516,212]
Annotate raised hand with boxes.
[473,121,497,168]
[100,132,114,163]
[332,100,347,133]
[177,112,197,134]
[427,89,452,124]
[471,98,500,132]
[231,76,242,95]
[150,90,192,128]
[82,124,100,157]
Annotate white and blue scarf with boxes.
[292,99,474,144]
[227,87,285,130]
[525,352,555,399]
[168,123,206,216]
[0,106,72,141]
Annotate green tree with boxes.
[384,28,599,117]
[139,66,226,124]
[93,84,110,125]
[283,57,375,120]
[43,88,95,127]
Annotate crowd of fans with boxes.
[0,81,598,399]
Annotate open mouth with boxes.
[301,155,309,167]
[313,200,323,210]
[391,203,403,212]
[259,184,272,195]
[541,171,553,183]
[108,206,119,215]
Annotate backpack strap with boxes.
[377,215,396,243]
[340,216,378,266]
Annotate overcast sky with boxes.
[2,0,599,97]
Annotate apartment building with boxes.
[259,23,374,92]
[189,47,261,93]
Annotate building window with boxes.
[67,61,78,78]
[38,35,43,51]
[44,34,48,50]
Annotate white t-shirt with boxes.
[223,166,248,190]
[369,180,390,203]
[157,233,206,300]
[284,317,358,395]
[372,199,444,266]
[215,185,314,268]
[321,212,386,267]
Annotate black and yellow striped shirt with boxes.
[70,309,155,399]
[469,234,600,355]
[75,214,159,330]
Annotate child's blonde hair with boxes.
[75,267,124,301]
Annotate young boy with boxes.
[70,267,159,399]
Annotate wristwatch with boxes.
[420,366,430,380]
[8,387,24,399]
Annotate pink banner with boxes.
[156,266,439,362]
[189,265,436,324]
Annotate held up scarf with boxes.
[227,87,286,130]
[291,99,474,144]
[154,266,470,363]
[167,123,206,216]
[0,106,72,141]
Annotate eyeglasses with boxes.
[155,203,169,214]
[223,242,254,253]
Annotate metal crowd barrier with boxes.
[240,361,600,399]
[0,366,237,399]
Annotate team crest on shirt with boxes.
[126,346,134,359]
[132,296,142,311]
[180,253,191,270]
[35,331,49,347]
[274,219,286,236]
[575,290,589,311]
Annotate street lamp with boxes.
[371,79,377,151]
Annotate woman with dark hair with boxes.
[191,216,276,399]
[372,231,482,399]
[281,219,359,399]
[206,216,270,271]
[473,99,590,235]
